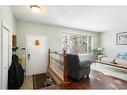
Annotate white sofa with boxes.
[115,58,127,65]
[100,52,127,65]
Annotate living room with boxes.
[0,3,127,91]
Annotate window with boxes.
[62,32,93,54]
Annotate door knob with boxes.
[28,54,30,60]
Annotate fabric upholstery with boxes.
[66,54,92,80]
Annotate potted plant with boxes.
[91,48,103,60]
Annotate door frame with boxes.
[25,34,48,76]
[1,20,11,89]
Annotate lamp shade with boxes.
[35,40,40,46]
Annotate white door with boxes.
[1,26,10,89]
[26,35,47,76]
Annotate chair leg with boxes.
[84,75,89,78]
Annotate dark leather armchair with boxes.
[66,54,92,80]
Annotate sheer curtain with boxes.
[62,32,92,54]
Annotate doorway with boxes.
[26,34,47,76]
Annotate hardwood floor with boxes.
[46,69,127,89]
[20,76,33,89]
[20,69,127,89]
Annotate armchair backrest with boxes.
[66,54,80,72]
[66,54,80,65]
[78,54,96,62]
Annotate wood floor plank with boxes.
[20,76,33,89]
[46,69,127,89]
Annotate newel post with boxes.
[63,49,68,82]
[48,49,50,67]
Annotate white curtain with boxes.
[62,33,92,54]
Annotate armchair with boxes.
[66,54,93,80]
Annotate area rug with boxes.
[33,73,57,89]
[91,63,127,81]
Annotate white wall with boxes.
[0,6,16,35]
[100,29,127,57]
[16,20,99,69]
[0,6,16,89]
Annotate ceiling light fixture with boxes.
[30,5,41,13]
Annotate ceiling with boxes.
[11,6,127,32]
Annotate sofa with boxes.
[116,52,127,65]
[99,52,127,65]
[66,54,94,80]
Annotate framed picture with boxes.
[116,32,127,45]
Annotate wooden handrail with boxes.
[50,51,64,56]
[48,49,70,84]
